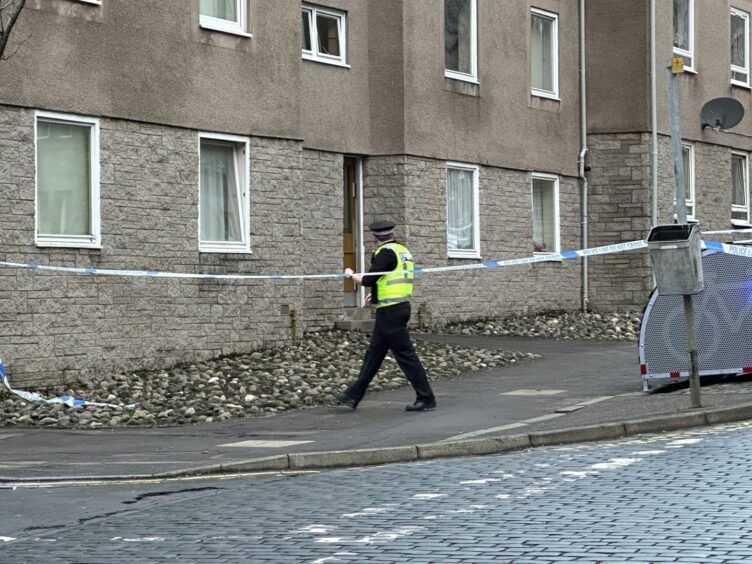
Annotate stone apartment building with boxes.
[586,0,752,310]
[0,0,749,386]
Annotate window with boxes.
[444,0,477,82]
[530,9,559,99]
[673,0,694,71]
[302,4,347,66]
[199,133,250,253]
[35,112,100,248]
[200,0,248,36]
[732,152,749,224]
[731,8,750,86]
[677,143,695,220]
[446,163,480,258]
[531,174,560,255]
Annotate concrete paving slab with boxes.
[2,335,752,481]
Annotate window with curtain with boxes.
[199,135,250,252]
[673,0,693,69]
[682,143,695,219]
[444,0,477,81]
[732,153,749,223]
[446,165,479,256]
[301,4,346,65]
[532,176,559,254]
[199,0,246,35]
[731,9,750,86]
[36,114,99,247]
[530,9,558,97]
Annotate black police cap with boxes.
[369,220,395,235]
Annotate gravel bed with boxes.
[0,330,536,429]
[0,311,643,429]
[444,311,642,341]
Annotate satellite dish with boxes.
[701,97,745,130]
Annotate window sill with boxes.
[448,251,481,260]
[731,81,751,90]
[302,53,350,68]
[199,22,252,38]
[531,90,560,101]
[199,245,252,254]
[731,219,751,227]
[36,239,101,249]
[78,0,102,4]
[444,70,479,84]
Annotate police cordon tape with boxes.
[1,234,751,410]
[0,357,138,409]
[0,239,650,281]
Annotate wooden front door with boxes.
[343,158,358,293]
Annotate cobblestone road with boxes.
[3,423,752,563]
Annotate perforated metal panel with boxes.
[639,251,752,391]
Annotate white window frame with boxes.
[446,162,480,259]
[731,8,750,87]
[675,142,696,221]
[531,173,561,257]
[530,8,559,100]
[35,111,101,249]
[673,0,695,72]
[731,151,750,226]
[200,0,250,38]
[78,0,102,5]
[444,0,478,83]
[198,132,251,254]
[301,4,348,67]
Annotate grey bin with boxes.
[647,224,704,295]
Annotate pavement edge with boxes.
[4,403,752,483]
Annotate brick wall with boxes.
[587,133,744,311]
[300,149,344,330]
[0,106,314,386]
[586,133,654,311]
[363,155,583,327]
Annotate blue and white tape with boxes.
[0,358,135,409]
[704,240,752,257]
[1,235,751,410]
[0,239,653,281]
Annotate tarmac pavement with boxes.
[3,334,752,483]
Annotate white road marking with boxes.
[442,422,528,442]
[218,439,314,448]
[501,389,566,396]
[521,413,566,423]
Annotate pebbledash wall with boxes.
[363,155,583,328]
[586,132,743,311]
[0,104,351,387]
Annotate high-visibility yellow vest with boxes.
[374,242,414,308]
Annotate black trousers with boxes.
[345,302,435,404]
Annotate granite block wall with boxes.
[586,133,654,311]
[587,132,744,311]
[0,105,314,387]
[363,155,583,327]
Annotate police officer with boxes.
[335,220,437,412]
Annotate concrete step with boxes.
[336,308,374,332]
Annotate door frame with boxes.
[344,156,366,307]
[354,157,365,307]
